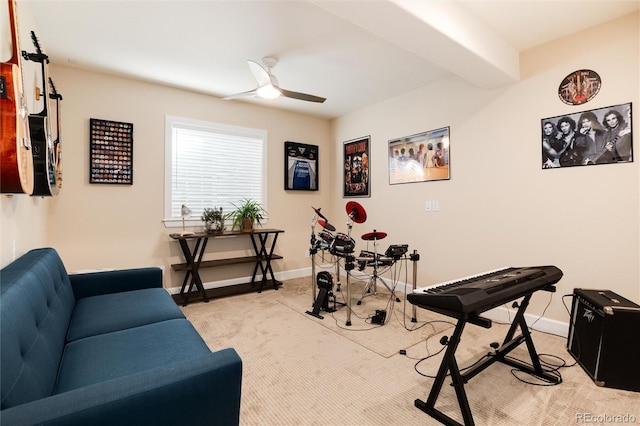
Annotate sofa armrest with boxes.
[0,348,242,426]
[69,267,163,299]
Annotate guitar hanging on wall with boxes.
[1,0,34,195]
[24,30,60,196]
[48,77,63,190]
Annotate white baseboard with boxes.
[168,266,570,338]
[481,306,569,338]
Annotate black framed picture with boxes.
[343,136,370,197]
[89,118,133,184]
[285,141,318,191]
[542,102,632,169]
[388,127,450,184]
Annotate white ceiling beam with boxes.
[310,0,520,89]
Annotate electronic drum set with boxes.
[307,202,413,326]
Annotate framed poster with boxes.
[89,118,133,184]
[389,127,450,184]
[343,136,370,197]
[542,102,632,169]
[285,141,318,191]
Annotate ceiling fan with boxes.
[223,57,326,103]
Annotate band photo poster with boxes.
[542,102,632,169]
[343,136,370,197]
[388,126,450,185]
[285,141,318,191]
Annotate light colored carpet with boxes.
[277,277,455,358]
[181,278,640,425]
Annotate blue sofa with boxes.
[1,248,242,425]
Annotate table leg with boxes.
[250,232,281,292]
[262,233,280,286]
[178,237,209,305]
[179,270,192,305]
[249,235,263,286]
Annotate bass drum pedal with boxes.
[306,271,336,319]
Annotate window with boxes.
[164,116,267,227]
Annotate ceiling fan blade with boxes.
[222,89,258,100]
[226,58,326,103]
[279,87,326,103]
[247,60,271,87]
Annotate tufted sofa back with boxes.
[1,248,76,409]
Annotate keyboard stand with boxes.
[414,288,559,426]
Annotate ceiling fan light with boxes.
[256,84,281,99]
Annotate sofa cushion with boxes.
[55,319,210,394]
[67,288,185,341]
[0,248,75,409]
[70,267,164,299]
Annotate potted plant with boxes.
[227,198,266,233]
[201,207,224,234]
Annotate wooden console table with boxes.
[170,229,284,306]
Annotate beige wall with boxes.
[330,13,640,325]
[2,12,638,329]
[1,66,334,290]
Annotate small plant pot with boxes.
[241,218,254,233]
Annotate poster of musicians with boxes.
[388,126,450,185]
[343,136,370,197]
[542,102,632,169]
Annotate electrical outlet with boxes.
[425,200,432,211]
[304,249,310,258]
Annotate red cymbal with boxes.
[311,206,327,221]
[318,220,336,232]
[346,201,367,224]
[361,230,387,241]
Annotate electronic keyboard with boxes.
[408,266,563,315]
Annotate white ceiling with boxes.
[25,0,640,119]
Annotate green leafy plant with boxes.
[226,198,266,232]
[201,207,224,233]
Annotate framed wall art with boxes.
[343,136,370,197]
[285,141,318,191]
[389,126,450,185]
[89,118,133,184]
[542,102,632,169]
[558,69,601,106]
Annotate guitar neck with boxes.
[587,126,629,165]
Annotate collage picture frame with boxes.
[89,118,134,184]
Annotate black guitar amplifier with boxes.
[567,289,640,392]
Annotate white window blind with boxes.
[164,116,267,226]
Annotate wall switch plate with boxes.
[432,200,439,211]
